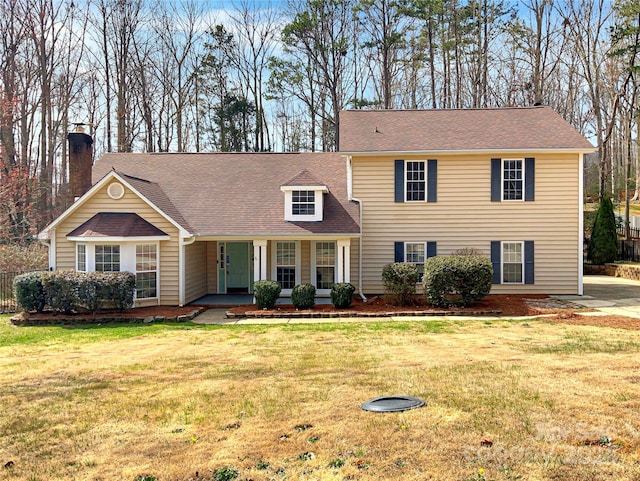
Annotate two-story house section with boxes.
[340,106,595,295]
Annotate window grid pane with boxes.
[136,272,157,299]
[405,242,425,281]
[503,160,523,200]
[276,242,296,289]
[136,244,157,271]
[503,242,523,283]
[77,244,86,272]
[292,190,315,215]
[316,242,335,289]
[95,245,120,272]
[405,161,426,201]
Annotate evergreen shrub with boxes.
[13,271,47,313]
[587,196,618,264]
[381,262,418,306]
[253,280,281,309]
[291,283,316,309]
[422,255,492,307]
[330,282,356,309]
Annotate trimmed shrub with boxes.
[291,283,316,309]
[43,271,80,313]
[13,271,47,312]
[77,271,136,312]
[587,196,618,264]
[422,255,493,307]
[330,282,356,309]
[382,262,418,306]
[253,280,281,309]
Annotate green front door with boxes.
[226,242,251,293]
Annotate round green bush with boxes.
[381,262,418,306]
[253,280,281,309]
[13,271,47,312]
[291,283,316,309]
[422,255,492,307]
[330,282,356,309]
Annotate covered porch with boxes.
[183,237,359,305]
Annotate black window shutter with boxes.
[490,241,501,284]
[427,159,437,202]
[426,241,437,258]
[394,242,404,262]
[524,240,535,284]
[525,157,535,201]
[394,160,404,203]
[491,158,501,202]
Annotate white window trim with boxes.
[405,241,426,282]
[281,185,328,222]
[501,241,524,284]
[135,243,159,300]
[501,158,525,202]
[76,243,87,272]
[271,240,301,295]
[405,160,427,203]
[74,241,161,301]
[311,240,337,294]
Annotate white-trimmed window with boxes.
[314,241,336,290]
[95,245,120,272]
[502,242,524,283]
[502,159,523,201]
[281,185,328,222]
[406,161,426,201]
[292,191,315,215]
[76,244,87,272]
[135,244,157,299]
[276,241,297,290]
[405,242,426,280]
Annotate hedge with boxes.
[422,255,492,307]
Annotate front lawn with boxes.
[1,316,639,481]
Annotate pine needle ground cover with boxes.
[1,317,640,481]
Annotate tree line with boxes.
[0,0,638,244]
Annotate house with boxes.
[38,106,594,306]
[340,106,595,295]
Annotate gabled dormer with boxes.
[281,169,329,222]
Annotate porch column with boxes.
[336,239,351,283]
[253,240,268,281]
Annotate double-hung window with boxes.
[95,245,120,272]
[502,160,523,200]
[276,241,297,290]
[406,161,426,201]
[292,191,315,215]
[502,242,523,283]
[315,241,335,290]
[394,241,437,282]
[136,244,157,299]
[491,157,535,202]
[490,240,534,284]
[76,244,87,272]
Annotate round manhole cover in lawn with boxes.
[361,395,425,413]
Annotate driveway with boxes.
[555,275,640,319]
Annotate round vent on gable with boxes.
[107,182,125,200]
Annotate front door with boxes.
[226,242,251,294]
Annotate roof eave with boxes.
[340,147,597,156]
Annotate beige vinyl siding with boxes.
[206,241,218,294]
[185,241,207,303]
[54,181,181,305]
[352,153,580,294]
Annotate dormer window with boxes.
[292,190,315,215]
[281,170,329,222]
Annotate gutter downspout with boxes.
[179,234,197,306]
[346,155,367,302]
[578,153,584,296]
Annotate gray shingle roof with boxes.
[93,152,359,237]
[339,106,595,152]
[67,212,169,238]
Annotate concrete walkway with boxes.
[192,275,640,324]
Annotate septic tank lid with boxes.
[360,395,425,412]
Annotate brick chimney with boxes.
[68,127,93,202]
